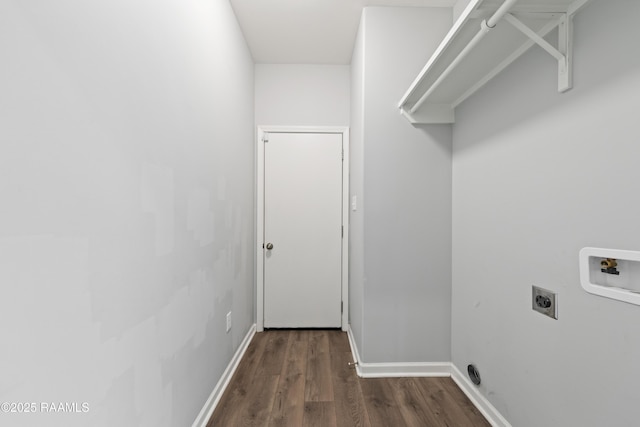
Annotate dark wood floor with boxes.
[208,329,490,427]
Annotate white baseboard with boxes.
[356,361,452,378]
[450,364,512,427]
[346,325,511,427]
[345,324,364,375]
[346,325,449,377]
[191,324,256,427]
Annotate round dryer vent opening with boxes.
[467,364,481,386]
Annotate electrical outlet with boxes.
[226,312,232,333]
[532,286,557,319]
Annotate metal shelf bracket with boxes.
[504,12,574,92]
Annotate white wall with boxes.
[0,1,254,426]
[452,0,640,425]
[255,64,350,126]
[353,7,453,363]
[350,16,366,355]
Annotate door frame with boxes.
[256,126,349,332]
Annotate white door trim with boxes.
[256,126,349,332]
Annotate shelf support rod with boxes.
[410,0,520,114]
[485,0,521,28]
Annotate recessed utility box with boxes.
[579,247,640,306]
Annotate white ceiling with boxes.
[229,0,456,64]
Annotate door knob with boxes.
[266,243,274,250]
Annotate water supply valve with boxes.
[600,258,619,275]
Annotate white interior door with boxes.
[263,132,343,328]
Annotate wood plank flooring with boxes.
[208,330,490,427]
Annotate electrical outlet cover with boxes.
[532,285,557,319]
